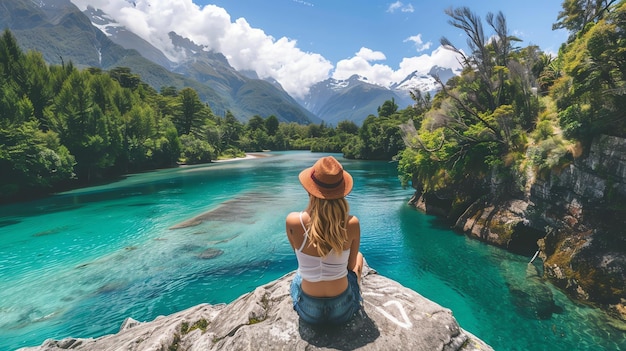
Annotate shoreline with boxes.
[213,152,270,162]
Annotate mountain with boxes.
[300,65,460,126]
[0,0,458,126]
[164,31,319,124]
[391,65,457,93]
[298,75,415,126]
[0,0,319,124]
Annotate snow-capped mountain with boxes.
[75,3,464,125]
[299,64,461,126]
[298,75,415,126]
[83,6,173,69]
[391,65,459,93]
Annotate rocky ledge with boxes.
[20,266,493,351]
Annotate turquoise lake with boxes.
[0,151,624,350]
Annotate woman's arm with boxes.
[346,215,361,272]
[285,211,302,251]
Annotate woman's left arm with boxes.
[346,215,361,271]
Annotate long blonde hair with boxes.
[305,195,350,257]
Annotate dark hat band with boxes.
[311,170,344,189]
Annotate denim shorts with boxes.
[290,270,362,325]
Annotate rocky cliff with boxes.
[19,266,493,351]
[410,135,626,325]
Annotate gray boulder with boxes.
[20,266,493,351]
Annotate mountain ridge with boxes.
[0,0,319,124]
[75,2,460,125]
[299,75,414,126]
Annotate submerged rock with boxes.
[507,264,563,320]
[19,266,493,351]
[197,248,224,259]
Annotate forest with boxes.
[1,0,624,205]
[397,0,624,209]
[0,27,409,203]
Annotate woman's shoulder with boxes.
[348,214,359,225]
[286,211,304,225]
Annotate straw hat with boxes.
[299,156,353,199]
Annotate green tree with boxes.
[377,98,398,118]
[51,70,120,182]
[265,115,279,136]
[215,111,243,153]
[0,30,26,95]
[0,121,75,200]
[247,115,266,131]
[173,87,210,136]
[553,0,616,37]
[108,67,141,89]
[553,1,626,140]
[399,7,539,197]
[180,134,214,164]
[337,120,359,135]
[23,51,52,128]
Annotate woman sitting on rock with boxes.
[287,156,364,325]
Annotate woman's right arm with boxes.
[285,212,301,251]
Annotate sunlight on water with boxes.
[0,151,624,350]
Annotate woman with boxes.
[287,156,364,325]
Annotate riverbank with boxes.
[213,152,270,162]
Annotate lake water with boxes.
[0,151,624,350]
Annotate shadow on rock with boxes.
[297,309,380,350]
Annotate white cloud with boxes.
[387,1,414,13]
[292,0,314,6]
[404,34,432,52]
[333,46,462,88]
[333,48,395,85]
[70,0,459,99]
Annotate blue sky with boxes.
[201,0,568,64]
[72,0,569,98]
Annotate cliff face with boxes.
[531,135,626,323]
[19,267,493,351]
[412,135,626,324]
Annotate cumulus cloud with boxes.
[70,0,332,98]
[387,1,414,13]
[333,46,462,88]
[333,47,395,85]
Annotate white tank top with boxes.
[294,212,350,282]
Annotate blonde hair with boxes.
[306,196,350,257]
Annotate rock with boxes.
[418,134,626,320]
[197,248,224,259]
[454,199,544,255]
[18,266,493,351]
[506,264,563,320]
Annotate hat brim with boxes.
[299,166,353,200]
